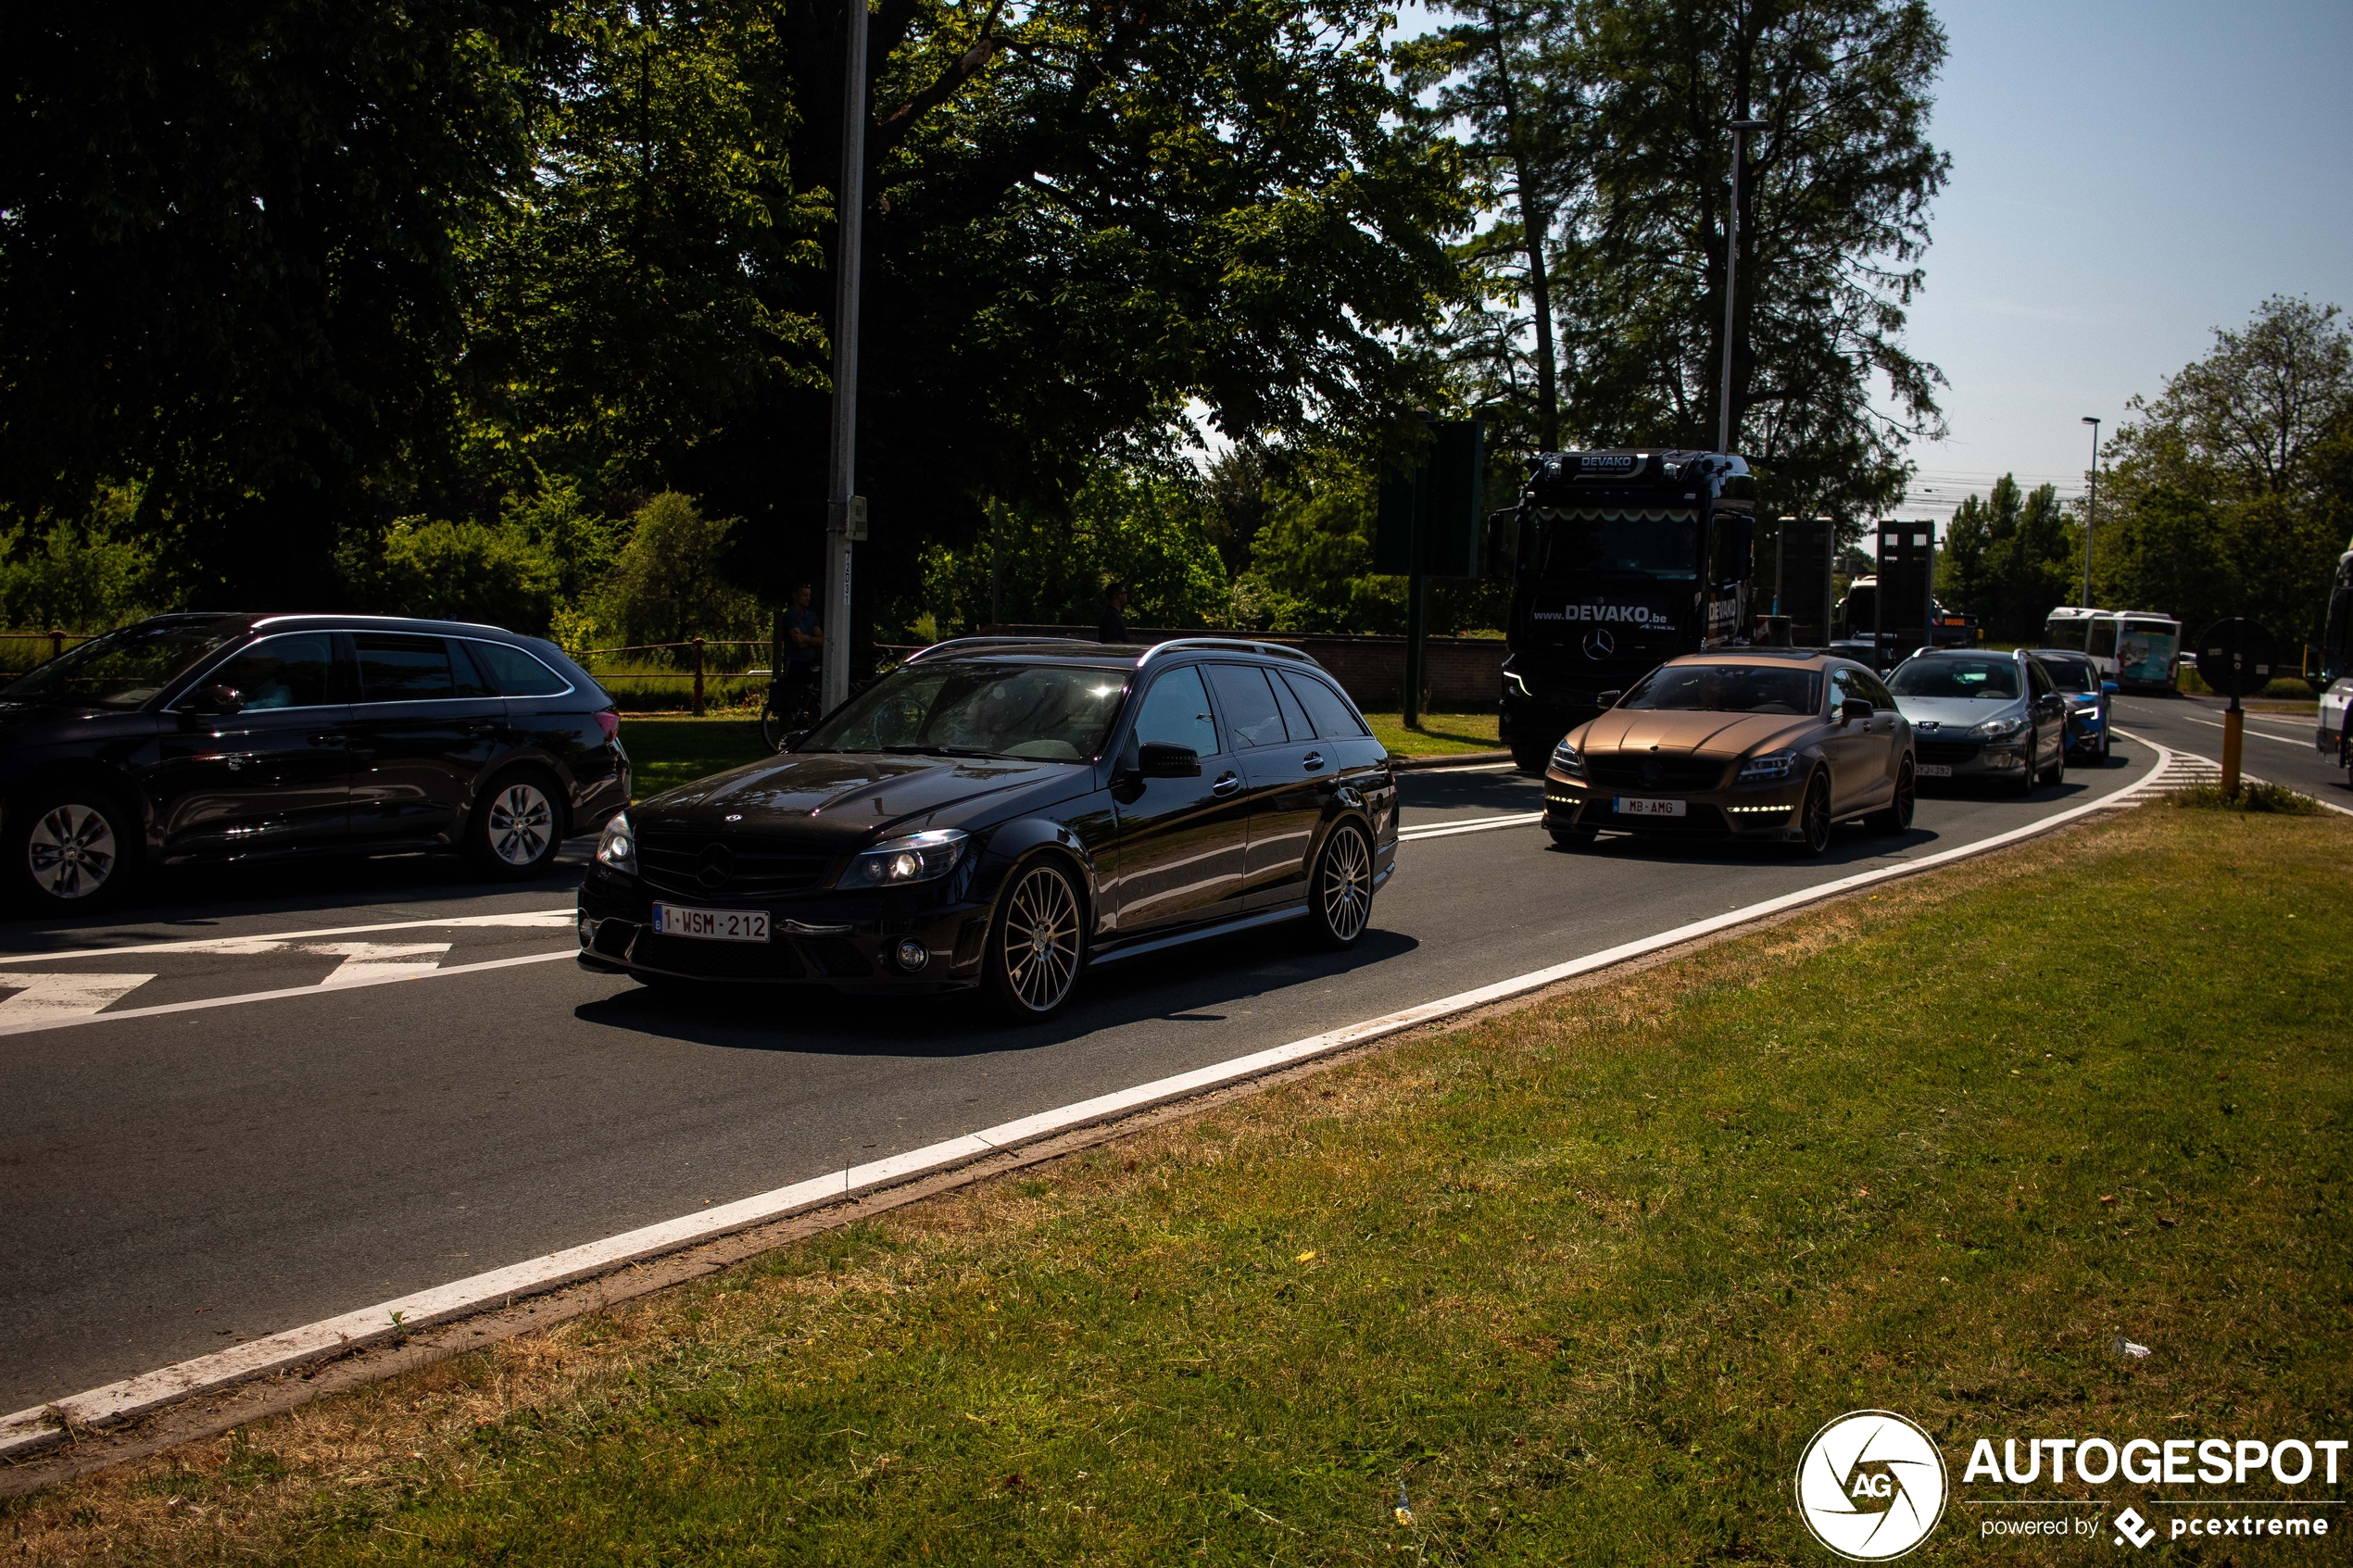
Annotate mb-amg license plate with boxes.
[1918,764,1954,777]
[1613,797,1686,818]
[651,903,770,942]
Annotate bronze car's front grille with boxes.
[1586,755,1728,792]
[638,831,835,897]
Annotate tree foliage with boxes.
[1936,474,2070,643]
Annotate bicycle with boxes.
[759,668,822,751]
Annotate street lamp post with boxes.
[1716,117,1769,454]
[2080,416,2101,608]
[822,0,870,713]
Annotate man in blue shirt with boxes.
[776,582,823,716]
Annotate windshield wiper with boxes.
[878,744,1015,759]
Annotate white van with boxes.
[2041,608,2180,693]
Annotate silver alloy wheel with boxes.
[27,802,118,899]
[486,782,555,867]
[1802,774,1832,854]
[1318,825,1372,942]
[1001,864,1081,1013]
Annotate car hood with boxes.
[1572,709,1818,758]
[1893,696,2021,728]
[635,750,1090,847]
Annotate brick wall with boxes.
[976,625,1507,711]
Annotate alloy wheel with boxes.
[1000,863,1081,1014]
[1318,825,1373,943]
[1801,775,1832,855]
[27,802,118,900]
[487,783,555,867]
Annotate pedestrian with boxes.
[778,582,823,712]
[1097,581,1129,645]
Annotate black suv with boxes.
[0,613,629,910]
[577,637,1398,1020]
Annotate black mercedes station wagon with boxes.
[0,613,629,911]
[577,638,1398,1021]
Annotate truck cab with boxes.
[1496,449,1756,771]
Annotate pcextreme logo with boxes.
[1795,1411,1949,1561]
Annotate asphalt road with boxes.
[2109,690,2350,807]
[1,736,2164,1411]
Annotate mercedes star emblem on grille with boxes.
[1582,628,1616,659]
[696,844,735,890]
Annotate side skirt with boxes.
[1089,902,1311,967]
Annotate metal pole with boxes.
[822,0,869,713]
[2080,416,2101,608]
[2221,693,2245,797]
[1716,119,1768,454]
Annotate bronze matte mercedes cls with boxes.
[1541,650,1916,855]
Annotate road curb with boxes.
[0,739,2180,1475]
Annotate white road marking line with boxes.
[2171,713,2314,747]
[0,949,577,1041]
[2113,728,2353,819]
[0,908,574,968]
[0,973,157,1024]
[1398,812,1543,841]
[0,739,2172,1458]
[309,942,455,985]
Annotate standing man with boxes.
[779,582,824,714]
[1097,582,1130,645]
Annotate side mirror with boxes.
[1595,689,1624,708]
[1842,696,1873,722]
[182,684,245,717]
[2101,682,2119,696]
[1138,742,1202,778]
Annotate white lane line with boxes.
[2113,728,2353,819]
[0,973,157,1024]
[1398,812,1542,841]
[2170,713,2315,748]
[0,740,2171,1458]
[0,950,576,1041]
[311,942,455,985]
[0,909,573,968]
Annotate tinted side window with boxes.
[2086,620,2117,658]
[1131,667,1218,756]
[1282,671,1368,738]
[1852,668,1896,709]
[207,633,336,710]
[2027,659,2054,697]
[470,639,572,697]
[1827,665,1858,711]
[1205,664,1286,748]
[355,633,459,703]
[1266,667,1313,740]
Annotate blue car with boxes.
[2032,648,2117,762]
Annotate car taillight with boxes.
[594,709,621,742]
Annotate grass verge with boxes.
[9,806,2348,1564]
[1363,708,1503,758]
[617,714,776,800]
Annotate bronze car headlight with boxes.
[1549,738,1586,778]
[837,828,969,889]
[595,811,637,874]
[1736,748,1797,784]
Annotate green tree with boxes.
[598,491,761,648]
[0,488,169,632]
[1934,474,2070,642]
[345,519,562,634]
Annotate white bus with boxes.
[2041,607,2181,693]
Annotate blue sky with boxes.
[1892,0,2353,521]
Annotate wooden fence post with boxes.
[49,627,64,660]
[692,637,706,716]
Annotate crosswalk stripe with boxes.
[0,973,157,1024]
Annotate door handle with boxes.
[308,734,346,747]
[1211,773,1241,797]
[1302,752,1325,771]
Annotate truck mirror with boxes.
[1734,516,1755,580]
[1483,508,1520,581]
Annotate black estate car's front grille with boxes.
[638,832,835,897]
[1916,739,1982,767]
[1586,755,1728,792]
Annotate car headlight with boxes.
[1504,669,1532,696]
[837,828,969,889]
[595,811,637,875]
[1549,738,1586,778]
[1737,748,1797,784]
[1973,712,2029,740]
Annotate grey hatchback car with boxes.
[1886,648,2071,795]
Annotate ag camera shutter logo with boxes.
[1795,1411,1948,1561]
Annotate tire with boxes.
[2098,728,2111,763]
[2044,738,2066,787]
[8,785,137,911]
[1794,771,1833,857]
[1867,758,1916,835]
[2015,730,2039,797]
[467,767,566,879]
[984,858,1086,1022]
[1304,821,1376,949]
[1548,826,1598,848]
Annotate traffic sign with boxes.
[2195,618,2276,701]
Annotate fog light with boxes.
[578,914,597,947]
[894,938,929,972]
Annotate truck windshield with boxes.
[1531,508,1699,581]
[1621,664,1819,714]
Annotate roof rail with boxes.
[902,634,1087,663]
[1139,636,1317,667]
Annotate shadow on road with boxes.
[573,925,1422,1058]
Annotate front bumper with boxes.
[575,867,991,991]
[1541,765,1808,841]
[1912,736,2031,781]
[2063,705,2106,753]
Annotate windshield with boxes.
[1889,658,2020,700]
[1,618,245,711]
[2039,657,2096,693]
[2042,616,2089,651]
[1533,508,1699,581]
[1621,663,1820,714]
[802,661,1128,760]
